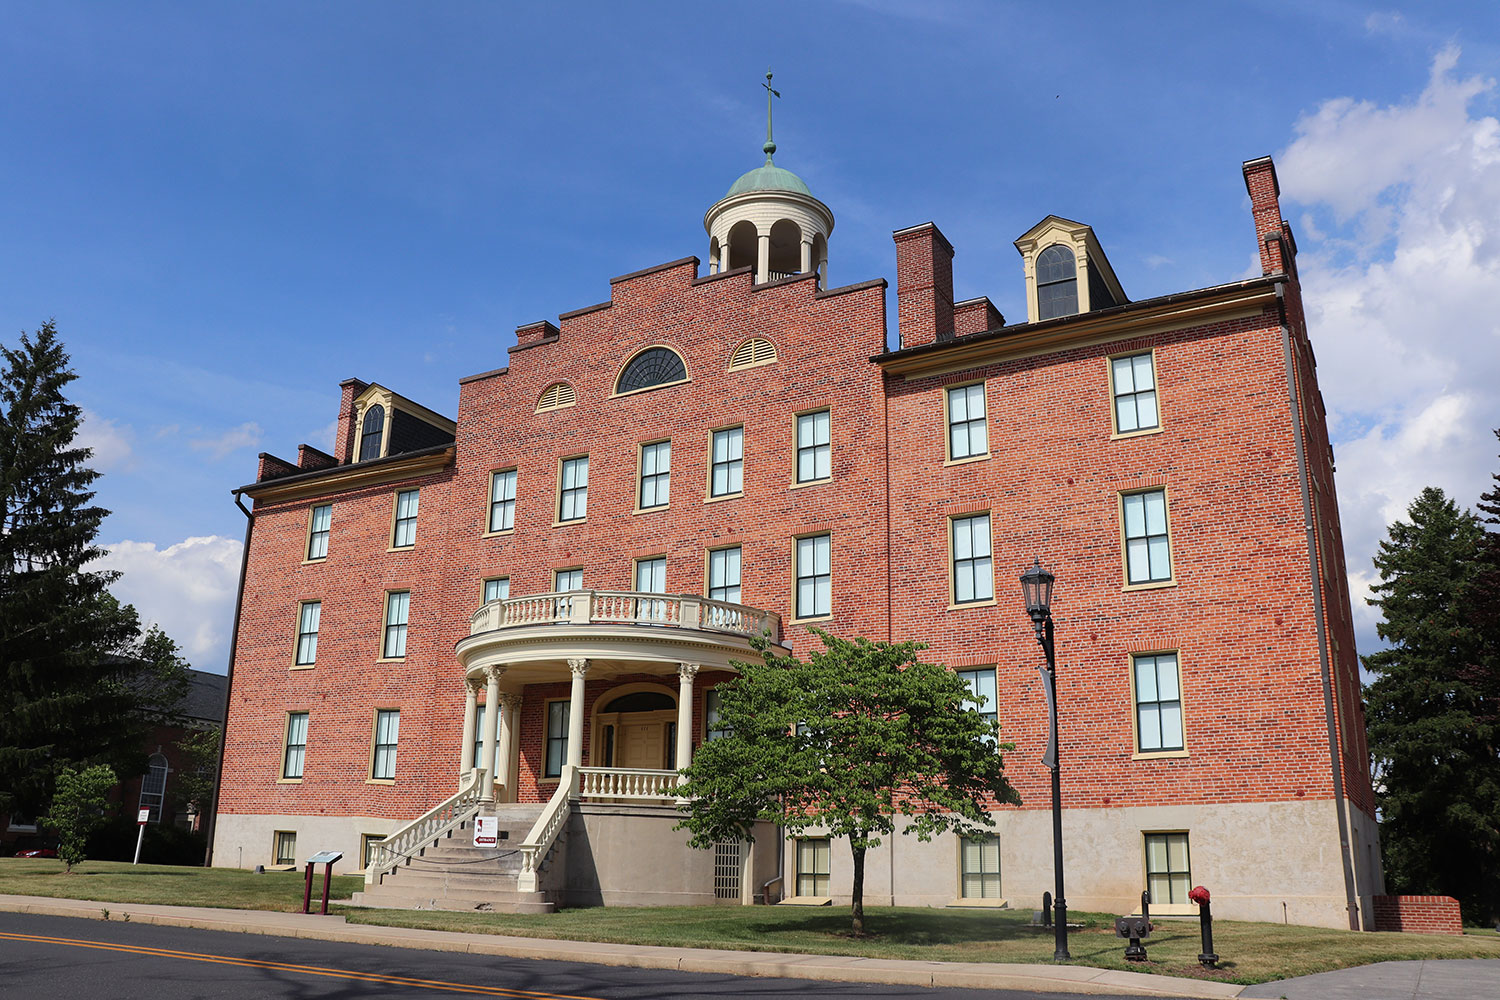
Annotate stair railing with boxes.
[516,764,578,892]
[365,767,488,886]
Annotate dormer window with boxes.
[359,404,385,461]
[1036,245,1078,320]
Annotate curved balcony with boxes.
[457,590,783,685]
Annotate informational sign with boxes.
[473,816,497,848]
[137,809,150,825]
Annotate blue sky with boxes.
[2,2,1497,671]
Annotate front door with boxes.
[618,721,663,769]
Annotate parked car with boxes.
[14,847,57,858]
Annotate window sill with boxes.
[290,663,315,671]
[265,864,298,872]
[276,778,303,785]
[789,477,832,491]
[366,778,396,786]
[610,377,692,400]
[376,657,407,664]
[946,598,998,611]
[1139,903,1196,917]
[632,504,669,515]
[947,897,1007,908]
[790,613,833,625]
[1111,426,1164,441]
[1133,749,1190,761]
[943,453,991,468]
[386,545,416,554]
[300,557,328,566]
[704,492,743,505]
[1122,579,1177,593]
[482,528,515,539]
[552,519,587,528]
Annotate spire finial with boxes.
[762,68,780,164]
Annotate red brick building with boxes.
[213,146,1380,928]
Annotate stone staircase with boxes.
[351,805,556,913]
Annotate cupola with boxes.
[704,72,834,287]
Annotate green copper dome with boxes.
[725,162,812,198]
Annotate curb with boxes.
[0,895,1244,998]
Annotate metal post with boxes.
[1040,616,1069,960]
[1198,898,1218,968]
[302,862,314,914]
[320,862,334,915]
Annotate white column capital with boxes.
[567,657,590,679]
[485,663,508,683]
[466,677,485,696]
[677,662,701,683]
[498,691,521,712]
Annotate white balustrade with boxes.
[516,765,578,892]
[468,590,779,641]
[365,767,487,885]
[577,766,679,801]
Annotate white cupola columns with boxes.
[704,188,834,286]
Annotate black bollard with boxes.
[1189,885,1218,968]
[1140,889,1150,925]
[1042,891,1052,927]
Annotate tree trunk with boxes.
[850,841,866,936]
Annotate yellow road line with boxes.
[0,930,607,999]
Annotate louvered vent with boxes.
[536,381,576,412]
[729,337,778,370]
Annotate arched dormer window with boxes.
[358,404,385,461]
[615,347,688,395]
[536,382,576,412]
[1036,244,1079,320]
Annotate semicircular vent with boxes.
[729,337,778,370]
[536,381,576,412]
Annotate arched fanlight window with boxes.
[1036,245,1079,320]
[358,404,385,461]
[602,691,676,713]
[616,347,687,395]
[536,382,576,412]
[729,337,778,371]
[138,752,169,824]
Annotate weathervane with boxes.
[763,68,780,163]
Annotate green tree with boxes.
[42,764,117,872]
[675,631,1020,935]
[0,322,190,821]
[173,725,221,825]
[1363,486,1500,924]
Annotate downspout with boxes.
[1277,284,1359,929]
[202,490,254,867]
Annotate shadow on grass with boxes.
[739,909,1064,945]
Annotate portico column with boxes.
[566,658,589,769]
[459,677,481,778]
[480,665,503,802]
[495,691,520,803]
[676,662,699,779]
[756,231,770,283]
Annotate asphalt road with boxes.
[0,912,1118,1000]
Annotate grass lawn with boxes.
[2,859,1497,985]
[0,857,361,911]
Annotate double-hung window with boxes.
[371,709,400,780]
[392,489,419,548]
[957,667,998,743]
[960,835,1002,899]
[796,838,831,897]
[1134,653,1184,753]
[283,712,309,779]
[710,427,743,497]
[634,556,667,620]
[946,383,988,461]
[707,546,742,603]
[307,505,331,560]
[382,591,409,659]
[1122,489,1173,585]
[472,703,502,772]
[274,831,297,866]
[555,568,582,592]
[795,534,832,620]
[488,470,517,532]
[950,513,994,605]
[1145,833,1191,905]
[294,601,320,666]
[795,410,831,483]
[544,701,569,778]
[639,441,670,509]
[705,688,730,741]
[559,456,588,522]
[482,577,510,604]
[1112,352,1159,434]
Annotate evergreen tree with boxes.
[675,630,1019,936]
[1363,486,1500,924]
[0,322,189,821]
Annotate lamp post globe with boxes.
[1019,557,1068,962]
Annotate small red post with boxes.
[302,862,314,914]
[320,861,333,915]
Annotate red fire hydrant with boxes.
[1189,884,1218,968]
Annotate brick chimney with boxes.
[893,223,955,348]
[1243,157,1290,276]
[336,378,368,464]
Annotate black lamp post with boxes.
[1020,557,1069,961]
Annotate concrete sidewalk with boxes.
[0,893,1241,997]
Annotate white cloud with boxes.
[1278,47,1500,657]
[93,535,243,672]
[188,421,263,460]
[76,409,134,471]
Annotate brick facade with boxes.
[1372,895,1464,935]
[213,154,1380,928]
